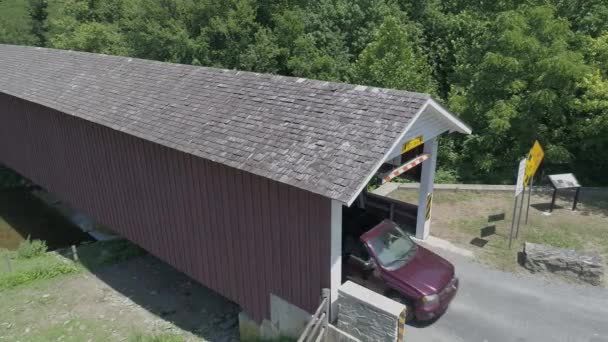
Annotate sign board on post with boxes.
[523,140,544,186]
[548,173,580,189]
[515,159,526,196]
[402,136,423,154]
[547,173,582,212]
[510,158,527,249]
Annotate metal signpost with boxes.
[509,140,545,249]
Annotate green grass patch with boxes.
[0,239,146,290]
[0,252,79,290]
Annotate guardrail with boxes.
[298,289,330,342]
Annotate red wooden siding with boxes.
[0,93,331,322]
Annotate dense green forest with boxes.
[1,0,607,185]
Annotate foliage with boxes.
[434,168,459,184]
[15,236,47,259]
[2,0,608,185]
[351,16,436,94]
[0,0,37,45]
[448,5,606,183]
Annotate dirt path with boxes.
[0,255,239,341]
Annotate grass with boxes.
[388,188,608,273]
[128,333,186,342]
[0,238,146,290]
[4,317,186,342]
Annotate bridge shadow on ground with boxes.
[0,189,93,250]
[69,241,241,341]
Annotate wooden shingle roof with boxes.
[0,45,438,204]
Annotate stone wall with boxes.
[327,324,362,342]
[337,281,406,342]
[523,242,604,286]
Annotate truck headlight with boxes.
[421,294,439,306]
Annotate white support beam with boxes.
[330,200,342,322]
[416,137,438,240]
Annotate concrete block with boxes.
[337,281,405,342]
[270,293,312,338]
[260,319,280,340]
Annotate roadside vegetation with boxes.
[389,188,608,276]
[1,0,608,186]
[0,238,145,290]
[0,238,241,341]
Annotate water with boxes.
[0,189,93,250]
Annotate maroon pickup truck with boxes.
[343,219,458,321]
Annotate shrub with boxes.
[434,168,459,184]
[15,237,47,259]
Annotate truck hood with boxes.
[385,245,454,296]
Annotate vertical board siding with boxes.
[0,94,332,322]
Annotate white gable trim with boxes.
[427,98,472,134]
[345,98,470,206]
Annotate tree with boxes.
[122,0,196,64]
[48,0,130,55]
[449,6,593,181]
[197,0,262,69]
[239,27,285,73]
[350,16,436,94]
[50,21,131,55]
[28,0,48,46]
[0,0,37,45]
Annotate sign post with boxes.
[524,175,533,225]
[509,159,527,249]
[522,141,544,226]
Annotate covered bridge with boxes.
[0,45,470,333]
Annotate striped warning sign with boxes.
[425,192,433,221]
[382,154,430,184]
[397,308,406,341]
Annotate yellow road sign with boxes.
[523,140,544,186]
[402,135,423,154]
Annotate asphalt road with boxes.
[407,248,608,342]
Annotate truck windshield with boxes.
[367,225,416,269]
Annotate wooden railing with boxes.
[298,289,330,342]
[363,191,417,229]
